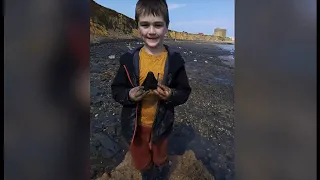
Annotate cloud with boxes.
[168,3,186,10]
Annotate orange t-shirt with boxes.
[138,47,168,127]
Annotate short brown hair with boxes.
[135,0,170,27]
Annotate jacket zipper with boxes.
[148,101,160,149]
[123,65,138,146]
[148,73,162,149]
[148,73,170,149]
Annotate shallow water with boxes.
[215,44,235,68]
[215,44,235,53]
[219,55,235,67]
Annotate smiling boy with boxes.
[111,0,191,179]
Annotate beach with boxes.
[90,39,235,180]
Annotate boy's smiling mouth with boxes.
[147,37,159,40]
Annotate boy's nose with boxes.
[148,26,156,34]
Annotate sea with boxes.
[216,44,235,67]
[216,44,235,54]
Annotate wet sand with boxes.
[90,39,235,180]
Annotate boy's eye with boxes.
[154,24,164,27]
[141,24,149,28]
[139,22,164,28]
[140,23,149,27]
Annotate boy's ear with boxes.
[138,28,143,36]
[137,23,142,34]
[165,26,169,35]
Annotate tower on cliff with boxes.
[213,28,227,38]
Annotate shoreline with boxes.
[90,35,235,46]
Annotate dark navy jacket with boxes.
[111,44,191,146]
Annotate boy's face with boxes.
[138,14,168,49]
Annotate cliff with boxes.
[167,30,223,41]
[90,0,233,43]
[90,0,139,38]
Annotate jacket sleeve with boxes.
[165,65,192,107]
[111,64,136,106]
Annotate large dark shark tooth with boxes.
[142,72,158,91]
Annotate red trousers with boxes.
[129,125,168,170]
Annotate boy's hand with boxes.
[129,86,149,102]
[153,83,172,100]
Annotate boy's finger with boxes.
[136,86,144,92]
[163,90,170,97]
[159,88,168,96]
[136,89,143,95]
[159,91,166,97]
[157,83,165,90]
[153,89,161,96]
[153,90,167,99]
[156,87,165,95]
[131,87,138,94]
[135,90,144,96]
[158,84,169,91]
[136,90,148,97]
[158,94,166,99]
[142,90,149,96]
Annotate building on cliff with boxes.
[213,28,227,38]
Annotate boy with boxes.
[111,0,191,179]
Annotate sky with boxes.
[93,0,234,37]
